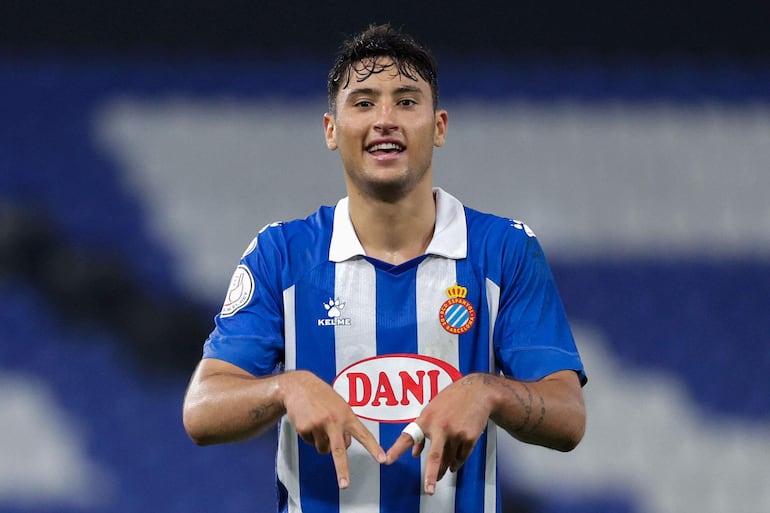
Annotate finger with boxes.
[314,431,331,454]
[343,431,352,449]
[328,430,351,489]
[423,433,446,496]
[348,419,386,464]
[386,432,416,464]
[298,431,316,448]
[450,441,475,472]
[437,463,450,482]
[411,438,425,458]
[436,439,456,481]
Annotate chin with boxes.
[359,171,427,203]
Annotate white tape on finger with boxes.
[402,422,425,445]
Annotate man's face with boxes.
[324,58,447,202]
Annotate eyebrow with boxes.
[345,85,425,97]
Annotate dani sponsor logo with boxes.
[332,354,462,423]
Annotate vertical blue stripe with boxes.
[454,430,489,513]
[457,260,490,374]
[375,265,421,513]
[295,265,339,513]
[454,259,492,512]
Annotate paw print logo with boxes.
[323,298,346,318]
[510,219,536,238]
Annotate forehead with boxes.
[341,56,429,91]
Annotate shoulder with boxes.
[464,204,539,249]
[242,205,336,259]
[433,188,536,256]
[461,203,548,289]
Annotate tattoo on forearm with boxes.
[250,402,278,421]
[528,394,546,433]
[462,373,492,387]
[499,380,546,435]
[511,382,533,433]
[466,374,547,436]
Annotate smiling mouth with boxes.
[367,142,405,154]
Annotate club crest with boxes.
[438,284,476,335]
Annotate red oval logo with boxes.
[332,354,462,423]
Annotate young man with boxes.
[183,23,587,513]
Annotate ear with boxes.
[323,112,338,151]
[433,109,448,147]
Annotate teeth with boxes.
[368,142,403,152]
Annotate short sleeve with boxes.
[493,226,587,385]
[203,229,286,377]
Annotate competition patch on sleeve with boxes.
[221,265,255,317]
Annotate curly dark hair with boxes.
[327,24,439,113]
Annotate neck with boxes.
[347,184,436,265]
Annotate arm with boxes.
[183,358,386,488]
[479,369,585,450]
[385,369,585,495]
[182,357,285,445]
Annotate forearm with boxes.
[473,370,585,452]
[182,360,289,445]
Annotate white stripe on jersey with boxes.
[416,256,458,512]
[484,422,497,513]
[485,278,500,369]
[278,285,303,513]
[485,278,501,513]
[335,259,380,513]
[284,284,297,372]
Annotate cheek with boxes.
[415,122,440,151]
[333,122,364,149]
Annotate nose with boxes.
[374,103,398,132]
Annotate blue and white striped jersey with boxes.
[203,188,586,513]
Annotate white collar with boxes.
[329,187,467,262]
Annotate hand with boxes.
[385,373,493,495]
[282,370,386,488]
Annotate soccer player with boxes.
[183,23,587,513]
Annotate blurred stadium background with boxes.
[2,1,769,512]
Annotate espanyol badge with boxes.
[438,284,476,335]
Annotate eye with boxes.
[354,100,373,108]
[398,98,416,106]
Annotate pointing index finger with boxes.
[348,419,387,464]
[423,432,446,496]
[328,431,351,489]
[385,431,416,464]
